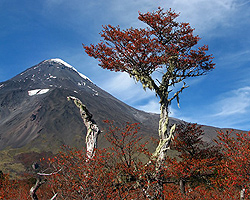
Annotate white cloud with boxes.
[100,72,156,104]
[213,87,250,117]
[180,86,250,130]
[42,0,243,36]
[137,100,160,114]
[218,50,250,65]
[171,1,234,36]
[164,87,250,130]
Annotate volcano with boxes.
[0,59,167,153]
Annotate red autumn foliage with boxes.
[44,121,163,199]
[1,123,250,199]
[0,172,53,199]
[83,7,214,111]
[83,7,215,166]
[83,7,214,76]
[166,123,222,191]
[214,130,250,199]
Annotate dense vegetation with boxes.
[1,122,249,199]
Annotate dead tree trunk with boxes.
[240,188,245,200]
[179,179,186,195]
[67,96,100,159]
[30,176,43,200]
[30,163,45,200]
[30,162,61,200]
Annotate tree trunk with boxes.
[30,176,42,200]
[30,163,44,200]
[179,179,185,194]
[240,188,245,200]
[150,104,175,199]
[67,96,100,159]
[152,104,175,162]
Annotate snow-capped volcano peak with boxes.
[44,58,92,82]
[49,58,74,69]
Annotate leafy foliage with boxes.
[165,123,222,194]
[214,130,250,199]
[0,172,53,199]
[83,6,215,165]
[1,124,250,199]
[83,7,214,105]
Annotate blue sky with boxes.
[1,0,250,131]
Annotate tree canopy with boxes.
[83,7,215,162]
[83,7,215,106]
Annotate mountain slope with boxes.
[0,59,163,152]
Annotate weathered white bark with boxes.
[30,163,61,200]
[240,188,245,200]
[179,179,185,194]
[67,96,100,159]
[152,105,175,162]
[30,176,43,200]
[50,193,58,200]
[30,163,45,200]
[30,176,58,200]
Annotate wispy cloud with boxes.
[192,87,250,130]
[137,99,160,114]
[159,0,236,33]
[100,72,156,104]
[165,86,250,130]
[42,0,243,36]
[218,50,250,65]
[213,87,250,117]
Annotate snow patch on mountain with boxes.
[49,74,57,79]
[78,81,86,86]
[28,89,49,96]
[47,75,57,80]
[46,58,92,83]
[87,86,98,96]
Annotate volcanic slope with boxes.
[0,58,165,152]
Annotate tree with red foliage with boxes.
[46,122,160,199]
[83,7,215,162]
[215,130,250,199]
[2,124,250,199]
[42,123,233,200]
[166,123,222,195]
[0,171,52,200]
